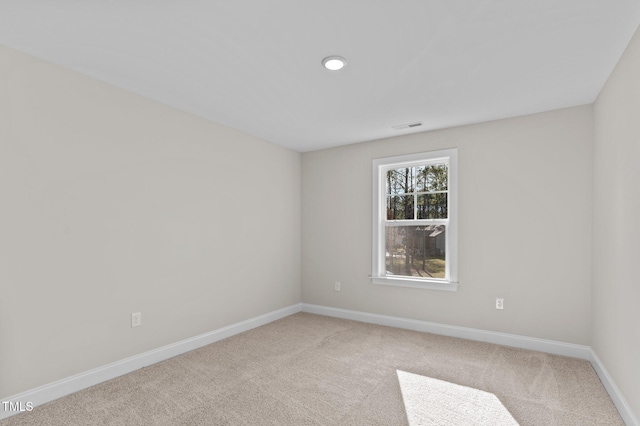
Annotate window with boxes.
[372,149,458,291]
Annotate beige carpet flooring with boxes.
[1,313,624,425]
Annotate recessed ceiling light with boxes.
[322,56,346,71]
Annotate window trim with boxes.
[371,149,458,291]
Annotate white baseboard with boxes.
[302,304,639,425]
[0,303,303,421]
[302,303,591,359]
[590,350,639,426]
[4,302,636,425]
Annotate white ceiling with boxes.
[1,1,640,152]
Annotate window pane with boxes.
[417,193,448,219]
[387,167,415,195]
[387,195,414,220]
[416,164,448,192]
[385,225,446,279]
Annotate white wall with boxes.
[0,46,301,398]
[593,25,640,421]
[302,105,593,345]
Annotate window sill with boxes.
[371,276,458,291]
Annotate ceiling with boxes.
[1,1,639,152]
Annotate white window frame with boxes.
[371,148,458,291]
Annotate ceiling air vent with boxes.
[392,122,423,130]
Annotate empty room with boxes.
[1,1,639,425]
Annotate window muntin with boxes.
[372,149,458,290]
[387,164,448,221]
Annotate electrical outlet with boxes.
[334,281,341,291]
[131,312,142,328]
[496,298,504,310]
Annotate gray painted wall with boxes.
[2,24,639,420]
[302,105,593,345]
[593,25,640,421]
[0,46,301,398]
